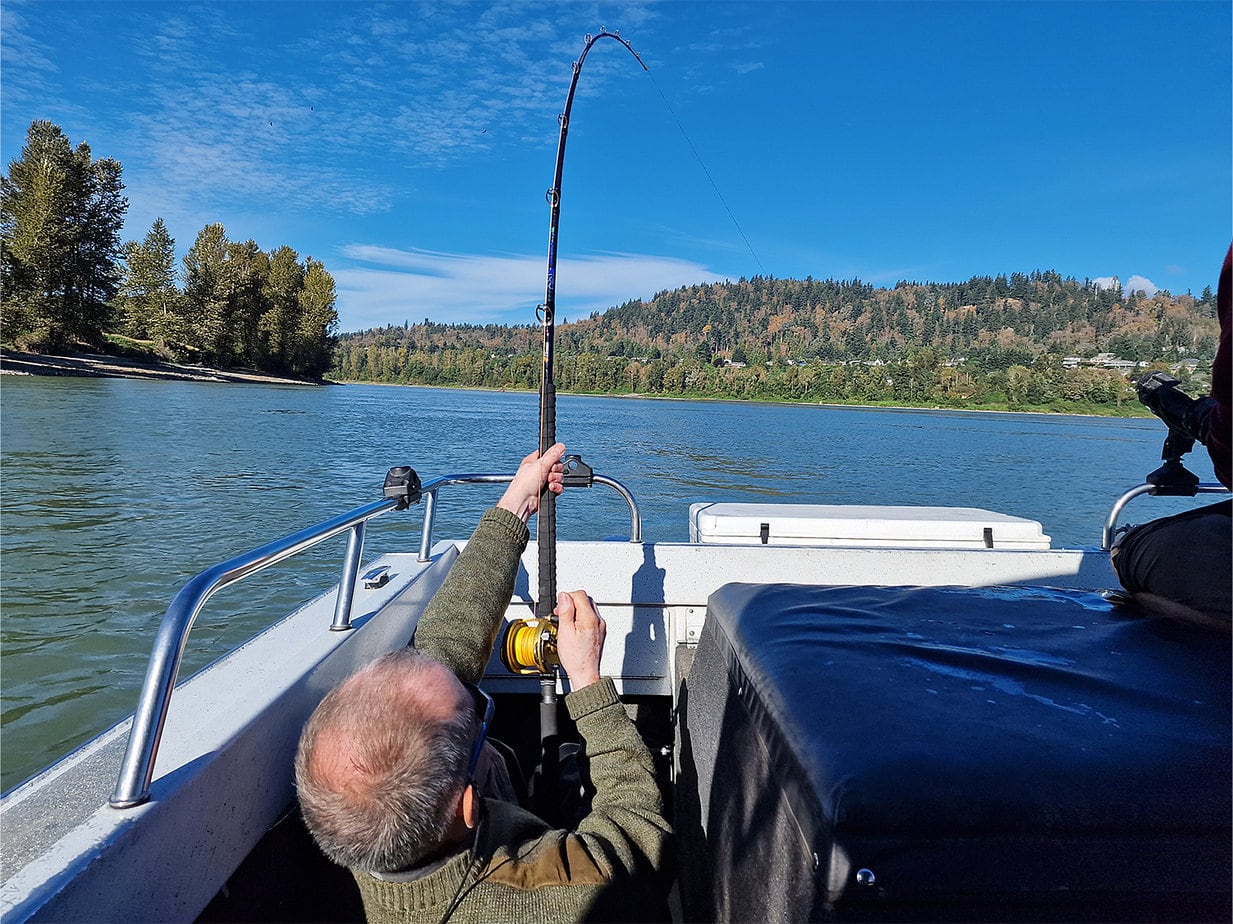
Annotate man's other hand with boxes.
[497,443,565,523]
[555,590,606,690]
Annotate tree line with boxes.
[1,120,338,378]
[332,273,1219,414]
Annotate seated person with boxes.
[295,444,672,922]
[1112,246,1231,628]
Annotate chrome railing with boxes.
[109,495,406,808]
[416,472,641,561]
[110,469,642,809]
[1102,483,1230,550]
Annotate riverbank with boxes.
[330,377,1153,419]
[1,349,324,386]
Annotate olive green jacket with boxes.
[352,507,672,923]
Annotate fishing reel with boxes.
[500,615,560,675]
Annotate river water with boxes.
[0,377,1216,791]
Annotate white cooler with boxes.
[688,503,1051,550]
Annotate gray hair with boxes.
[295,648,474,872]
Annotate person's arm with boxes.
[411,445,565,682]
[554,591,673,879]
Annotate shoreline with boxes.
[331,378,1153,420]
[0,354,1152,419]
[0,349,324,386]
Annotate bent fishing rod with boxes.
[499,31,646,742]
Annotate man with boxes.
[1112,246,1231,628]
[295,444,672,922]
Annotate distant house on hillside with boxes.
[1088,352,1138,373]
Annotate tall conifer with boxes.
[1,120,127,348]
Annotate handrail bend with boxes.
[416,472,642,561]
[1102,482,1230,550]
[110,496,402,808]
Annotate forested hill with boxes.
[332,272,1220,413]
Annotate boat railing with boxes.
[110,468,642,810]
[416,472,641,561]
[1102,482,1230,550]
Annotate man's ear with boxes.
[461,783,479,829]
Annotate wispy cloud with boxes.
[0,3,55,76]
[332,245,725,331]
[8,2,663,228]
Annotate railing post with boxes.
[331,522,366,630]
[419,490,438,562]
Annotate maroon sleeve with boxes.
[1207,245,1231,489]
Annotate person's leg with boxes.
[1111,500,1231,626]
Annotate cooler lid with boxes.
[690,502,1049,546]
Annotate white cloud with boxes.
[1124,275,1159,297]
[1092,274,1159,298]
[332,246,724,331]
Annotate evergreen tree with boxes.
[292,257,338,377]
[115,218,180,343]
[224,239,269,367]
[181,223,231,364]
[1,120,128,349]
[260,245,305,371]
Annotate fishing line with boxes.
[643,69,766,276]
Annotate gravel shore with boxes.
[0,349,324,386]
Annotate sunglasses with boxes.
[461,681,494,783]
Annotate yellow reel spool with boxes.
[500,616,559,675]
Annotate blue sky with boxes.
[3,1,1229,333]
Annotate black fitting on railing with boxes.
[561,454,594,488]
[1145,453,1201,497]
[383,467,422,510]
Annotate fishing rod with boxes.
[500,31,647,752]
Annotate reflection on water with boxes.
[0,378,1216,790]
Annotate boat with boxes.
[3,30,1229,924]
[1,449,1228,921]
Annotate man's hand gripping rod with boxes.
[499,456,594,678]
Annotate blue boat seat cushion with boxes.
[675,583,1231,922]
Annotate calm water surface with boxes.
[0,377,1214,790]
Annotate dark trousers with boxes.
[1112,499,1231,625]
